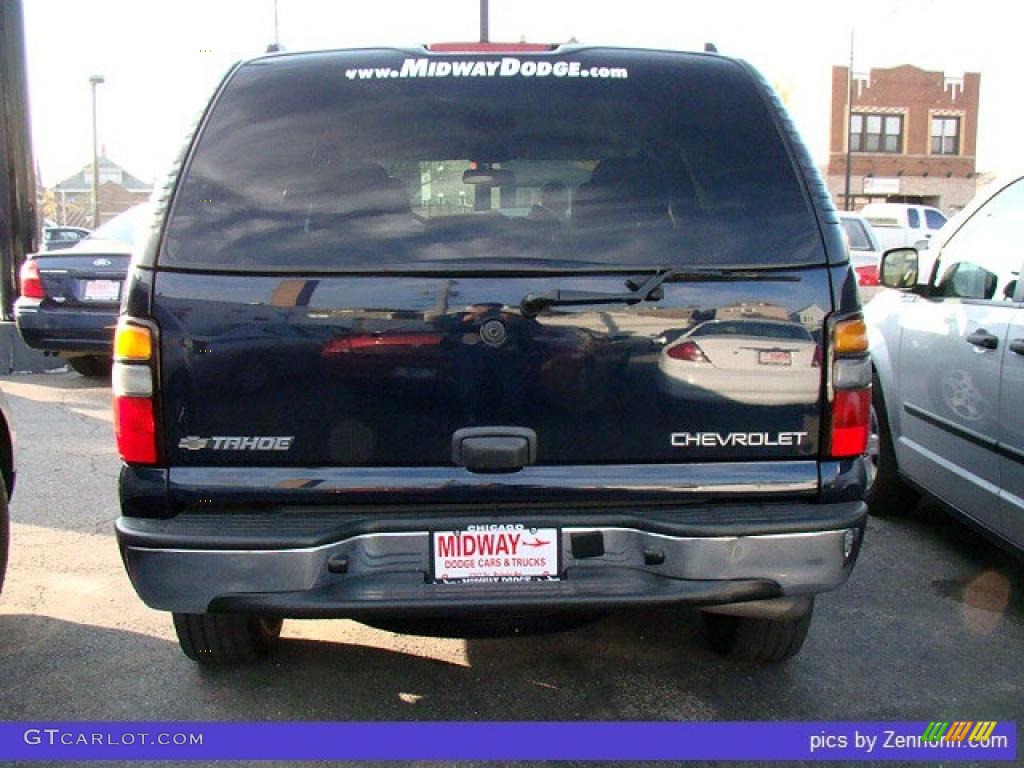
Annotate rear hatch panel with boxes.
[155,270,829,468]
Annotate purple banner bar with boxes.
[0,721,1016,761]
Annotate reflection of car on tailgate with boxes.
[657,319,821,405]
[15,205,146,377]
[113,43,871,666]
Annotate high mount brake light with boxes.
[19,260,44,299]
[112,320,158,465]
[828,316,871,459]
[427,42,556,52]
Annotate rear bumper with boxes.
[116,501,866,618]
[14,299,116,354]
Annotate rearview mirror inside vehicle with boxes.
[880,248,920,290]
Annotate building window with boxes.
[931,116,960,155]
[850,113,903,153]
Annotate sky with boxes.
[21,0,1024,187]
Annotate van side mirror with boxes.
[880,248,919,290]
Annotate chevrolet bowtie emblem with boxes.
[178,436,209,451]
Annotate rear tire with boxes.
[866,374,919,516]
[0,479,9,595]
[702,599,813,662]
[68,355,112,378]
[172,613,283,666]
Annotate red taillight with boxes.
[812,344,823,368]
[831,388,871,457]
[113,320,158,465]
[114,396,157,464]
[828,316,871,459]
[19,260,45,299]
[666,341,708,362]
[830,386,871,457]
[854,265,879,287]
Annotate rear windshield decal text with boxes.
[345,58,629,81]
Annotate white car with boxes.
[859,202,947,251]
[657,319,821,405]
[838,211,883,302]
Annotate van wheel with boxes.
[172,613,283,666]
[68,355,112,378]
[866,374,919,516]
[0,479,9,595]
[702,599,813,662]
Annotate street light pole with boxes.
[843,30,854,211]
[89,74,104,228]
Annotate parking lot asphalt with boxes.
[0,370,1022,767]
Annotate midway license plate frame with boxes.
[431,525,560,584]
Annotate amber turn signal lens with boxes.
[114,322,152,361]
[834,318,868,355]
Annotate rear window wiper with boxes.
[520,267,797,316]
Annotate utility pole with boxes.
[0,0,39,318]
[89,74,105,228]
[480,0,489,43]
[843,30,854,211]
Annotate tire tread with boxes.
[172,613,280,666]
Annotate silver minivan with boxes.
[866,172,1024,554]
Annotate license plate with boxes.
[432,526,559,584]
[758,350,792,366]
[83,279,120,302]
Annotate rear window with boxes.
[163,49,822,272]
[88,204,148,244]
[840,218,874,251]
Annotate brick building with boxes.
[52,152,151,226]
[826,64,980,214]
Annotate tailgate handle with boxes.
[452,427,537,473]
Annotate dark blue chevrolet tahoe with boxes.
[114,44,871,665]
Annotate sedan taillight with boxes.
[666,341,709,363]
[19,260,45,299]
